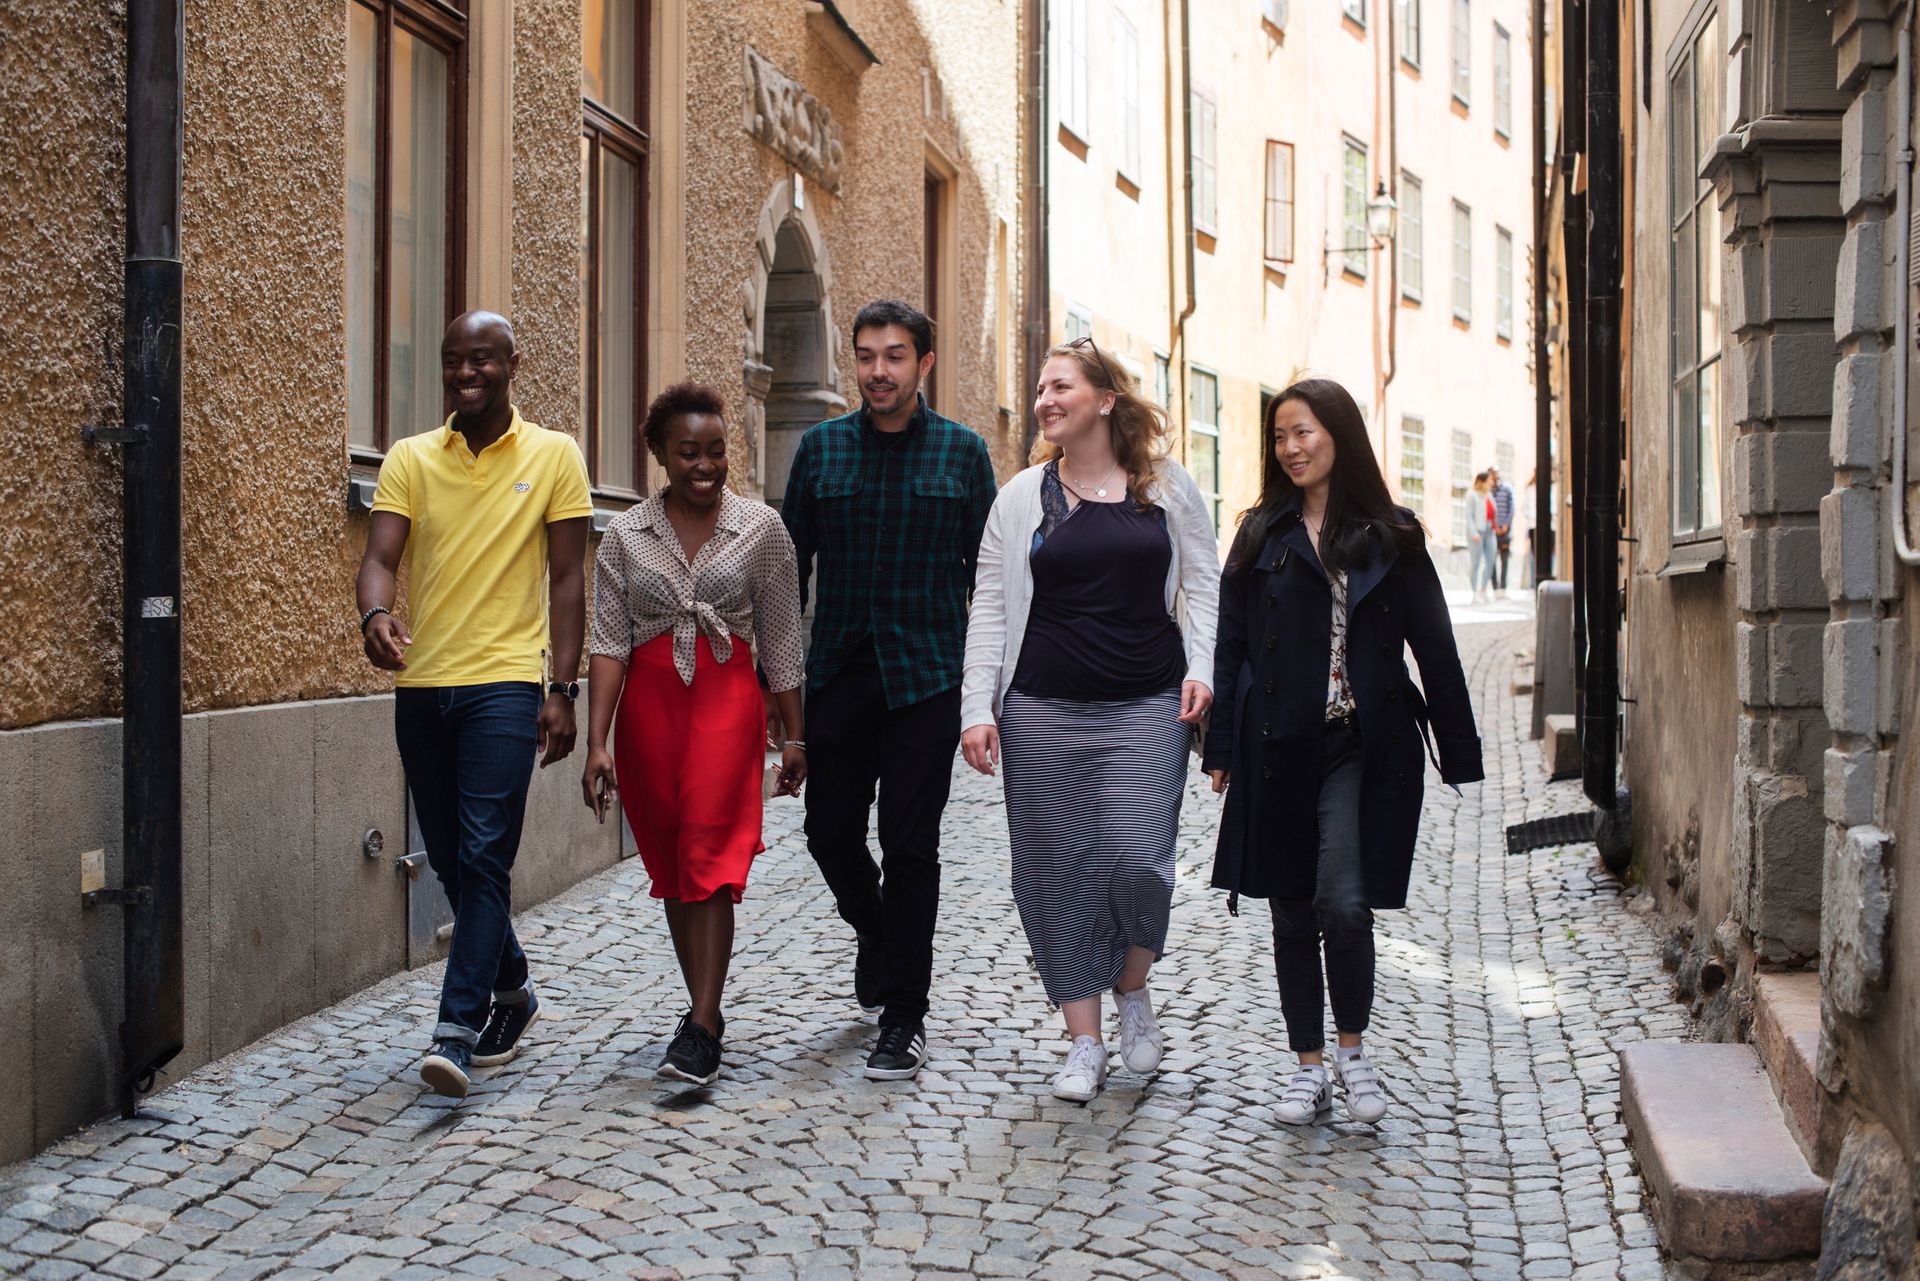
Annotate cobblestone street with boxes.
[0,619,1688,1280]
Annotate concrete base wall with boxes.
[0,689,622,1163]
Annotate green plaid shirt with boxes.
[782,399,998,708]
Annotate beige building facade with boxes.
[0,0,1024,1160]
[1044,0,1535,572]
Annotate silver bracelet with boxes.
[782,740,807,752]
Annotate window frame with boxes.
[1190,88,1219,235]
[1401,415,1427,505]
[1495,224,1514,339]
[1341,135,1369,278]
[1451,199,1472,322]
[347,0,469,458]
[1451,0,1471,105]
[1058,0,1091,143]
[1399,171,1424,300]
[1113,9,1141,183]
[1668,3,1725,542]
[1188,364,1223,534]
[1064,304,1094,343]
[1450,428,1473,544]
[1493,21,1513,138]
[580,0,651,497]
[1264,140,1295,266]
[1399,0,1421,67]
[1343,0,1367,24]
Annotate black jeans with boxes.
[1271,724,1375,1053]
[394,682,540,1045]
[1494,534,1512,589]
[803,655,961,1028]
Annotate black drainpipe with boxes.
[1581,0,1622,808]
[1022,0,1050,455]
[1530,0,1551,581]
[1563,0,1588,698]
[109,0,187,1117]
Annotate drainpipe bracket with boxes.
[83,425,148,446]
[84,886,154,909]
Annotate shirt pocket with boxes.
[814,472,864,543]
[910,472,966,547]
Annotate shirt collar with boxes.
[438,405,526,449]
[859,394,929,439]
[638,486,749,534]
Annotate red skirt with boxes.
[614,632,766,903]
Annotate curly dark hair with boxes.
[852,300,935,358]
[641,382,728,453]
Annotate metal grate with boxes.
[1505,812,1596,855]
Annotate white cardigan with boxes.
[961,458,1221,732]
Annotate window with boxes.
[1452,200,1472,321]
[1495,225,1514,339]
[1261,0,1290,31]
[347,0,466,453]
[924,166,949,409]
[1496,440,1515,477]
[1191,90,1219,233]
[1451,429,1473,543]
[1341,137,1369,277]
[1344,0,1367,22]
[1493,22,1513,137]
[1064,305,1093,343]
[1399,172,1423,299]
[1670,9,1724,538]
[1399,0,1421,66]
[1401,417,1426,504]
[1154,353,1172,409]
[581,0,649,493]
[1264,141,1295,265]
[1057,0,1090,141]
[1113,11,1141,182]
[1451,0,1470,104]
[1189,367,1222,533]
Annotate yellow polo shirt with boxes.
[371,408,594,688]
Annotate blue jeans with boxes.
[394,682,540,1045]
[1271,724,1375,1053]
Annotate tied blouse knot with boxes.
[589,489,806,690]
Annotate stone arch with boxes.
[741,179,846,504]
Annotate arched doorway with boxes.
[742,181,845,506]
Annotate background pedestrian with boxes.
[1467,472,1496,603]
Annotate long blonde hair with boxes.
[1029,338,1170,508]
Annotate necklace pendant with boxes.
[1095,486,1108,498]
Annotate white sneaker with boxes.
[1114,984,1163,1074]
[1051,1035,1108,1103]
[1273,1064,1333,1124]
[1334,1048,1390,1123]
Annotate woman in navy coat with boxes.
[1204,378,1482,1126]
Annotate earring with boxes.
[1100,408,1111,416]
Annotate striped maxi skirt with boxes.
[999,686,1190,1004]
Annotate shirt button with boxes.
[1261,722,1270,735]
[1263,766,1273,779]
[1388,690,1398,701]
[1264,636,1276,649]
[1264,680,1275,694]
[1266,595,1275,607]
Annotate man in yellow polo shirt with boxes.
[355,311,593,1099]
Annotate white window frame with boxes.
[1450,428,1473,544]
[1452,199,1472,322]
[1057,0,1090,143]
[1494,21,1513,138]
[1669,4,1725,541]
[1451,0,1470,105]
[1189,365,1223,534]
[1341,136,1369,278]
[1399,0,1421,67]
[1113,10,1141,182]
[1191,88,1219,234]
[1399,171,1423,300]
[1401,416,1426,505]
[1264,140,1295,265]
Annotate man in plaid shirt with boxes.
[781,300,997,1081]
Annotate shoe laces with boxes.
[1280,1065,1328,1105]
[1118,992,1152,1042]
[478,1003,514,1046]
[1062,1037,1103,1081]
[875,1023,919,1057]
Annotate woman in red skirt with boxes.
[580,383,807,1085]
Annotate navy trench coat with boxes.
[1202,504,1484,909]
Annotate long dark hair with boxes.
[1226,378,1424,577]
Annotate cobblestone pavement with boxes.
[0,620,1689,1280]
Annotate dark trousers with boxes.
[1494,534,1512,589]
[395,682,540,1045]
[803,658,961,1028]
[1271,724,1375,1053]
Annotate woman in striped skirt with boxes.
[961,338,1220,1102]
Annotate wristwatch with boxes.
[548,680,580,701]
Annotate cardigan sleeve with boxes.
[1163,459,1221,691]
[960,488,1011,732]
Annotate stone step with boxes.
[1542,712,1579,777]
[1753,971,1828,1168]
[1621,1041,1827,1262]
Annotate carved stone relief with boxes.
[743,47,845,193]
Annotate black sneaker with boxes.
[855,935,883,1016]
[420,1040,473,1098]
[864,1023,927,1080]
[472,990,542,1067]
[658,1013,723,1086]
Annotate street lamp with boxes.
[1324,180,1400,273]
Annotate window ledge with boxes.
[1660,537,1726,577]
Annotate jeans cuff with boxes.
[493,981,533,1006]
[434,1021,480,1046]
